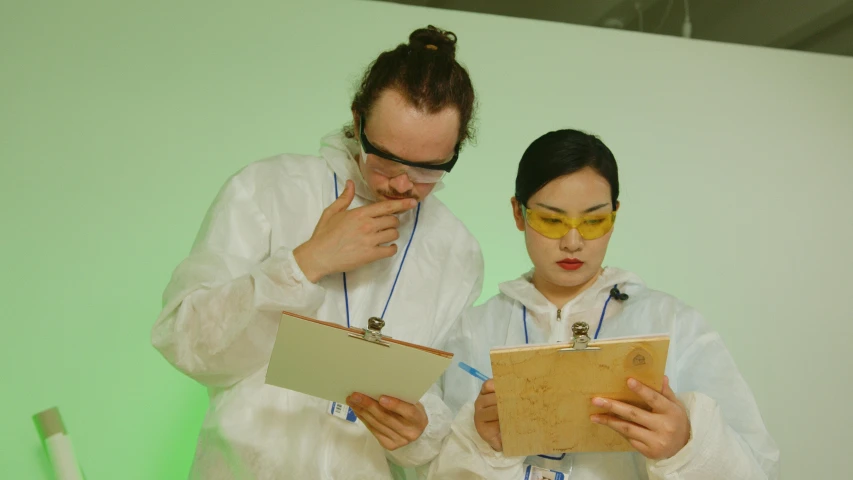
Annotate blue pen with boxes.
[457,361,490,382]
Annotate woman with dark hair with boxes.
[429,129,780,479]
[152,26,484,479]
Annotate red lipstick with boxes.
[557,258,584,271]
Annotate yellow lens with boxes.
[525,208,615,240]
[576,214,615,240]
[526,210,571,239]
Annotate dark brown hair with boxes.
[516,129,620,209]
[347,25,476,146]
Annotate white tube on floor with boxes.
[33,407,83,480]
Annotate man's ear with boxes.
[511,197,525,232]
[352,110,360,132]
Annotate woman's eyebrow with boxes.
[535,202,566,214]
[583,203,610,213]
[535,202,610,214]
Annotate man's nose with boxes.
[389,172,414,193]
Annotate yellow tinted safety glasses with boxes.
[522,206,616,240]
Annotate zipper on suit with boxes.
[556,308,562,321]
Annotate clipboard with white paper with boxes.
[265,311,453,405]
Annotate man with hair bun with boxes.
[151,25,483,479]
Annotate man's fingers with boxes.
[628,378,673,413]
[350,393,404,423]
[361,408,409,441]
[592,397,656,430]
[355,407,402,441]
[350,394,423,442]
[377,396,419,422]
[365,244,398,263]
[371,228,400,246]
[373,215,401,232]
[358,414,401,449]
[327,180,355,214]
[348,397,408,444]
[590,414,656,446]
[361,198,418,217]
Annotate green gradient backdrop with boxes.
[2,0,852,478]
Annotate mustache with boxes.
[377,189,419,200]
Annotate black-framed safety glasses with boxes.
[359,115,460,175]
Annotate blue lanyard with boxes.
[521,284,619,344]
[334,173,421,328]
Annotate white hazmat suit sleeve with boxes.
[426,401,527,478]
[151,173,326,388]
[644,304,780,479]
[645,391,774,480]
[400,248,485,472]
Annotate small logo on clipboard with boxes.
[626,347,652,370]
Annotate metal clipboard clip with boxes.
[558,322,601,353]
[348,317,393,347]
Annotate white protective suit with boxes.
[151,131,484,479]
[429,268,780,480]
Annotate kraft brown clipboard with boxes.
[265,311,453,405]
[490,322,670,457]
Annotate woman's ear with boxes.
[511,197,525,232]
[352,110,360,131]
[614,200,620,212]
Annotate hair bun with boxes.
[408,25,457,57]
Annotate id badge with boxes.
[525,465,566,480]
[328,401,358,423]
